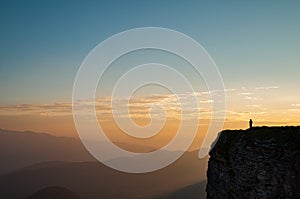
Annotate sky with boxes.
[0,1,299,144]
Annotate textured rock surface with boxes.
[206,126,300,199]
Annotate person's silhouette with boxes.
[249,119,253,128]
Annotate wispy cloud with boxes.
[0,103,72,116]
[255,86,279,90]
[0,93,210,120]
[239,92,253,96]
[288,109,300,113]
[1,85,296,126]
[247,104,261,108]
[291,104,300,107]
[244,96,262,101]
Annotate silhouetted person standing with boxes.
[249,119,253,128]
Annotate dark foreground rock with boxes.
[206,126,300,199]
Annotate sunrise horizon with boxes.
[0,1,299,198]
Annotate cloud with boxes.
[0,103,73,117]
[288,108,300,113]
[244,96,261,101]
[0,93,212,120]
[239,92,253,96]
[291,104,300,107]
[0,85,289,124]
[255,86,279,90]
[247,104,261,108]
[224,88,237,92]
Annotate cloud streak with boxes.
[2,85,297,126]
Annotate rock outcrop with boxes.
[206,126,300,199]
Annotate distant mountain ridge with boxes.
[0,152,208,199]
[0,128,162,175]
[26,186,81,199]
[0,128,208,199]
[0,128,94,175]
[156,181,207,199]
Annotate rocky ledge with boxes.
[206,126,300,199]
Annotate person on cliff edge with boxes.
[249,119,253,128]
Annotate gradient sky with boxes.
[0,1,299,140]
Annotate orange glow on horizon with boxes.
[0,87,299,151]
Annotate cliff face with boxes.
[206,126,300,199]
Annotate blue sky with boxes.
[0,0,299,104]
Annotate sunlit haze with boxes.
[0,1,299,150]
